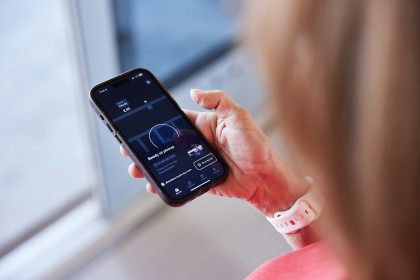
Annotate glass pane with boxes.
[0,0,95,254]
[113,0,240,84]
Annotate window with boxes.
[0,0,95,256]
[113,0,240,86]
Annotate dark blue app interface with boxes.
[93,70,226,199]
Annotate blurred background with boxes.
[0,0,291,279]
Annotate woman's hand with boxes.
[121,89,308,216]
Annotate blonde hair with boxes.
[247,0,420,279]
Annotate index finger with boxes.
[120,145,129,156]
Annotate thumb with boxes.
[190,89,242,119]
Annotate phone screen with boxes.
[91,69,226,201]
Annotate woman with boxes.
[122,0,420,279]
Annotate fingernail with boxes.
[191,89,205,93]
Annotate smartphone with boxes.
[89,68,228,206]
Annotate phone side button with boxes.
[114,135,122,144]
[106,123,114,133]
[99,115,105,120]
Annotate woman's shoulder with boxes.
[246,241,346,280]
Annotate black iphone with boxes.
[89,68,228,206]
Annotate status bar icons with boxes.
[131,73,143,80]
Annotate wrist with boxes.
[266,177,323,234]
[248,157,308,217]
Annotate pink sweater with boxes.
[246,241,346,280]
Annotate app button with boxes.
[193,153,217,170]
[186,180,196,189]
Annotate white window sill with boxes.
[0,194,163,279]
